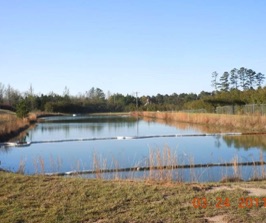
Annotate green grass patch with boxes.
[1,171,266,222]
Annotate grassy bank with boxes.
[1,171,266,222]
[0,111,130,142]
[0,111,67,142]
[134,111,266,132]
[0,112,37,142]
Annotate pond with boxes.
[1,114,266,182]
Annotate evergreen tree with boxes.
[246,69,256,89]
[255,72,265,88]
[16,99,30,118]
[0,83,4,103]
[238,67,248,90]
[230,68,238,89]
[211,71,219,91]
[219,72,230,91]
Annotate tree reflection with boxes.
[143,116,266,150]
[223,135,266,150]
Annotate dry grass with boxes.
[8,145,266,221]
[147,147,178,182]
[134,111,266,132]
[14,146,266,184]
[0,113,37,142]
[1,171,266,223]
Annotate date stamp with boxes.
[192,197,266,209]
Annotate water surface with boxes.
[1,115,265,182]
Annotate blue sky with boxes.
[0,0,266,96]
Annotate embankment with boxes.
[133,111,266,132]
[0,113,37,142]
[1,170,266,222]
[0,111,69,142]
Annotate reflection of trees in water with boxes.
[223,135,266,150]
[38,119,138,134]
[43,116,137,124]
[142,116,266,150]
[214,135,222,149]
[41,124,71,134]
[0,146,13,154]
[141,116,232,133]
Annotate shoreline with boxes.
[2,111,266,142]
[2,112,266,222]
[0,112,130,142]
[133,111,266,132]
[0,112,63,143]
[0,123,31,142]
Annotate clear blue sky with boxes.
[0,0,266,97]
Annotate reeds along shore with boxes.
[0,113,37,142]
[19,147,266,183]
[90,150,266,182]
[133,111,266,132]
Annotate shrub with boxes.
[16,100,30,118]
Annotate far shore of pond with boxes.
[1,110,266,143]
[0,111,132,142]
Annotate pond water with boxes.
[1,115,266,182]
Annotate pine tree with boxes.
[16,99,30,118]
[219,72,230,91]
[238,67,248,90]
[230,68,238,89]
[246,69,256,89]
[211,71,219,91]
[255,72,265,88]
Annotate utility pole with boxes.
[135,92,139,111]
[135,91,140,135]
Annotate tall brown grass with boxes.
[89,147,266,182]
[17,158,26,174]
[232,156,241,179]
[16,149,266,183]
[93,152,102,179]
[133,111,266,132]
[0,113,37,142]
[147,147,177,181]
[260,152,266,179]
[33,156,46,174]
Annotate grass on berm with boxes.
[1,171,266,222]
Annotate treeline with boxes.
[0,83,201,116]
[0,85,136,116]
[0,66,265,118]
[211,67,265,92]
[185,88,266,112]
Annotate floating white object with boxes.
[16,142,32,147]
